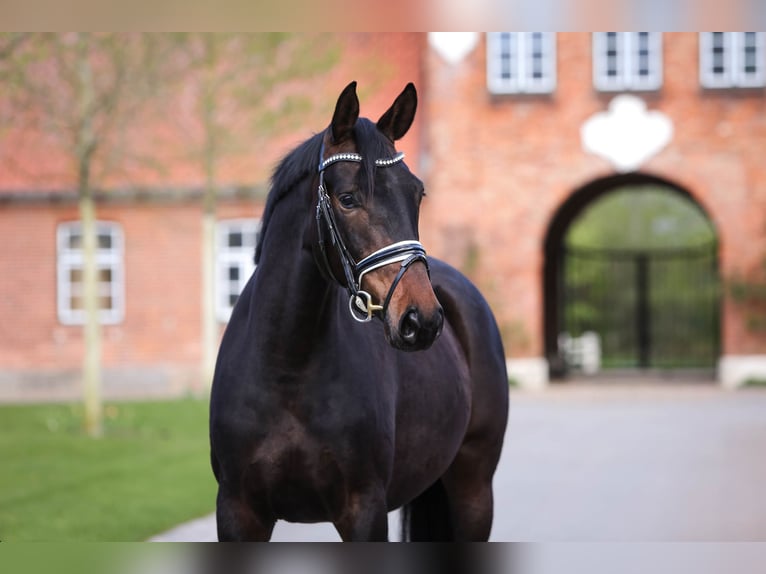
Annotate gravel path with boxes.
[150,382,766,541]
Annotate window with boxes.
[593,32,663,91]
[57,221,124,325]
[486,32,556,94]
[216,219,260,322]
[700,32,765,88]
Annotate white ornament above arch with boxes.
[581,95,674,172]
[428,32,480,65]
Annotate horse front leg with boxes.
[216,487,276,541]
[333,488,389,541]
[440,440,501,541]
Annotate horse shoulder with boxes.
[428,257,509,429]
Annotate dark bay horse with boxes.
[209,82,509,541]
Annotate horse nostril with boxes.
[434,307,445,337]
[400,309,421,344]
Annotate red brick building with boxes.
[1,33,765,398]
[420,32,766,388]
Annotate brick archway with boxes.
[543,172,720,378]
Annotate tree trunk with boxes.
[200,36,219,392]
[77,34,103,437]
[80,190,103,437]
[201,193,217,390]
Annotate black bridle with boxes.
[315,145,430,323]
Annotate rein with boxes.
[315,144,430,323]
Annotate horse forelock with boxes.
[353,118,397,198]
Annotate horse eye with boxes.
[338,194,356,209]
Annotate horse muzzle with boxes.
[372,259,444,351]
[391,304,445,351]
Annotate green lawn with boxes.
[0,398,217,541]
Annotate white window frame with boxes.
[487,32,557,94]
[57,221,125,325]
[593,32,663,92]
[700,32,766,88]
[215,218,260,322]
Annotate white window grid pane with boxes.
[215,219,260,322]
[737,32,766,87]
[487,32,555,94]
[594,32,623,91]
[65,278,114,297]
[487,33,518,93]
[744,33,758,72]
[607,32,621,77]
[594,32,661,91]
[57,221,124,325]
[499,33,515,82]
[699,32,764,88]
[700,32,733,87]
[630,32,662,90]
[524,33,557,93]
[713,32,728,76]
[529,33,544,79]
[58,222,123,256]
[636,33,651,76]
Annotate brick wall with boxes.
[0,198,262,398]
[0,33,427,398]
[420,32,766,360]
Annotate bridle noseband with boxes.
[315,145,430,323]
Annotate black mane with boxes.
[254,118,394,264]
[254,132,323,264]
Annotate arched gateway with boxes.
[544,173,720,379]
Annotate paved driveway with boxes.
[151,382,766,541]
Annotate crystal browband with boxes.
[318,151,405,173]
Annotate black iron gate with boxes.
[562,243,720,370]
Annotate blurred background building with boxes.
[1,32,764,398]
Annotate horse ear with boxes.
[377,83,417,142]
[331,81,360,144]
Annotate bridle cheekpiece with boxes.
[315,144,430,323]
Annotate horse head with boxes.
[313,81,444,351]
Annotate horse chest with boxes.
[386,349,472,506]
[244,387,391,522]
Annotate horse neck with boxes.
[249,185,334,366]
